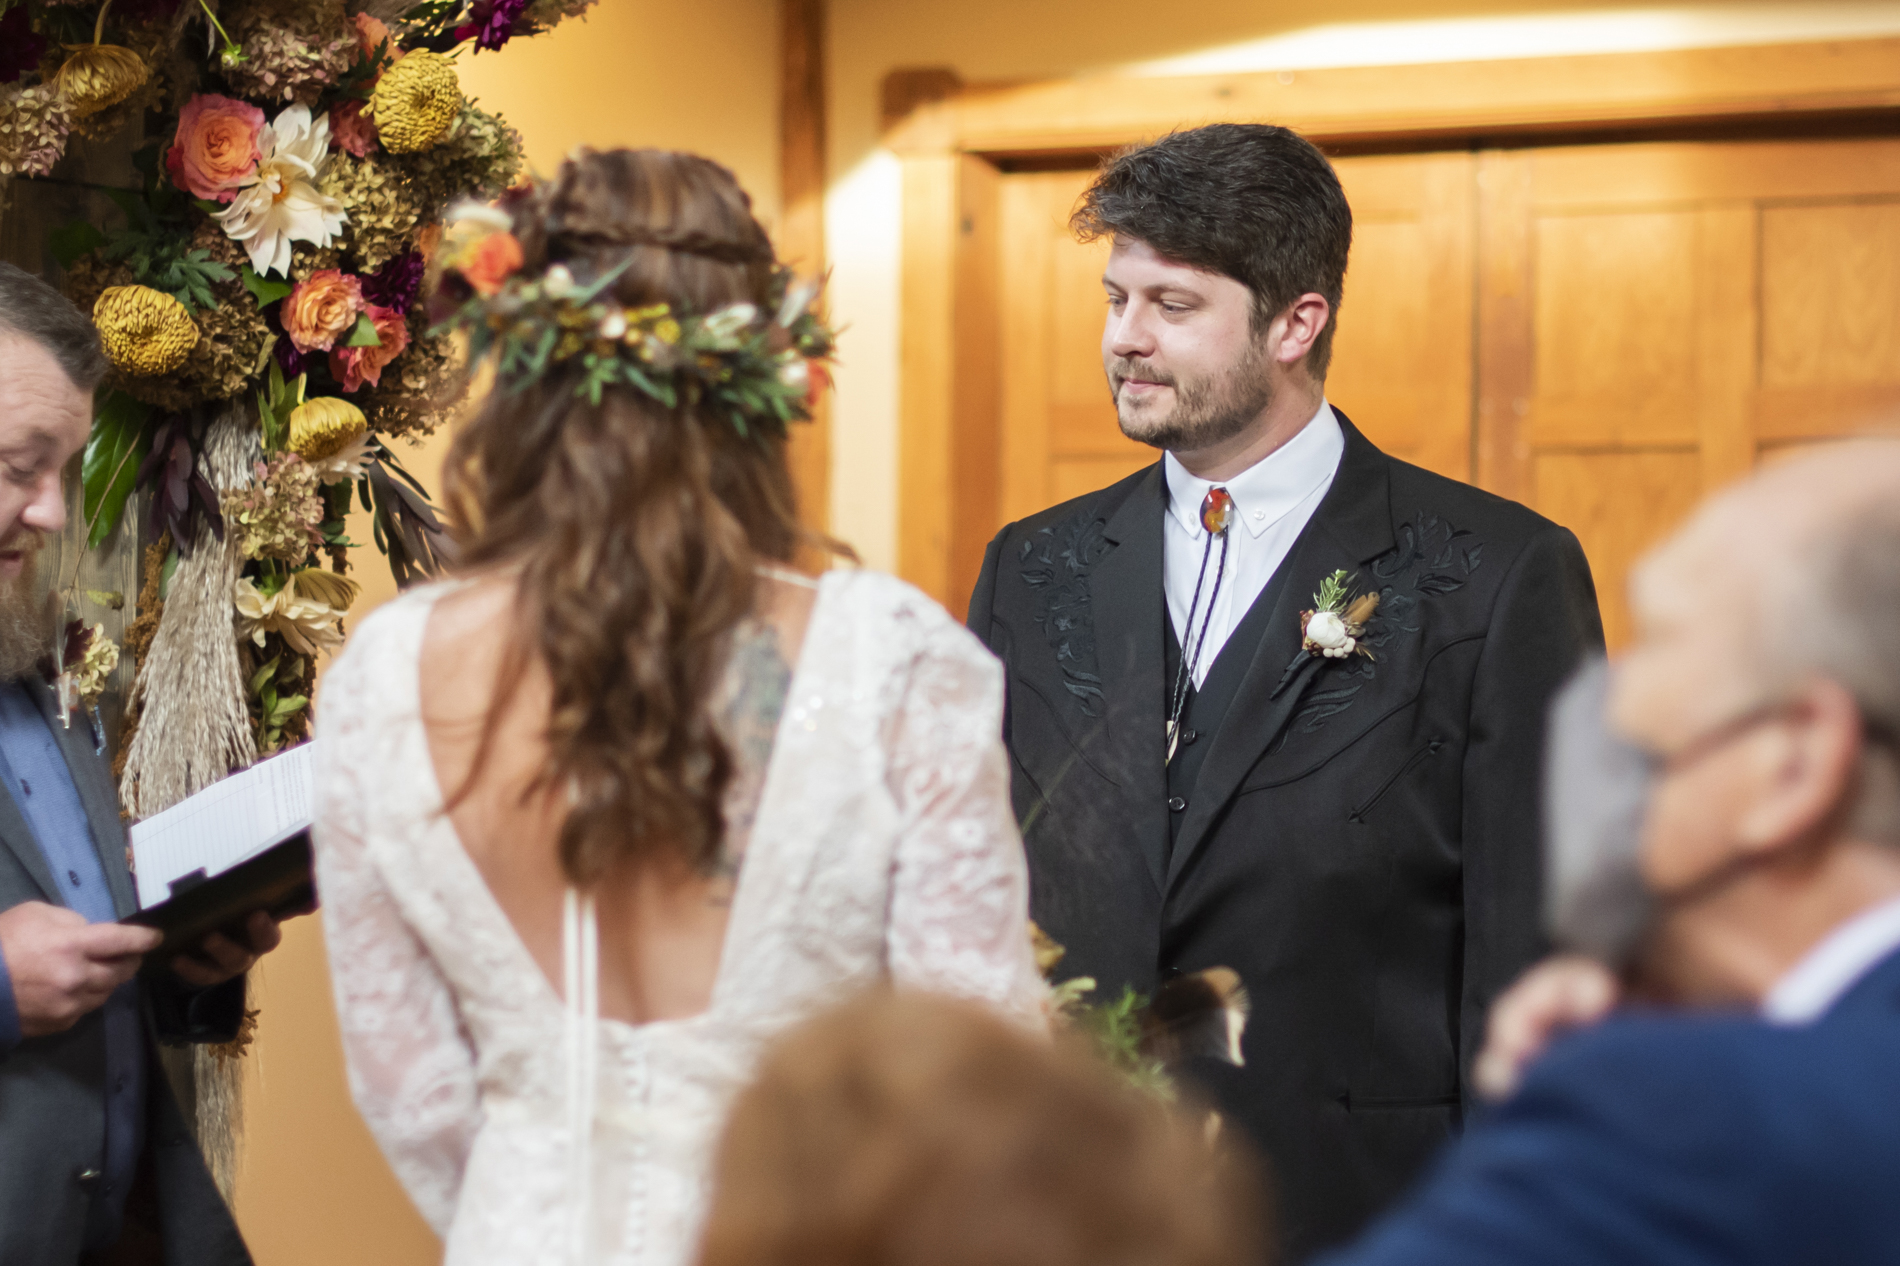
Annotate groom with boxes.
[967,125,1603,1260]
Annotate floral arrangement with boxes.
[0,0,610,776]
[432,203,837,435]
[5,0,597,1191]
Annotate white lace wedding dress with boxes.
[311,569,1046,1266]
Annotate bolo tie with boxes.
[1166,486,1234,766]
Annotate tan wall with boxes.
[233,4,778,1262]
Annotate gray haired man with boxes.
[0,261,283,1265]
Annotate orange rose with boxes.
[282,269,366,355]
[458,231,524,296]
[165,93,264,203]
[330,303,412,392]
[353,13,400,63]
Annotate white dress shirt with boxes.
[1164,401,1345,688]
[1760,894,1900,1025]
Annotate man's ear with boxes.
[1735,678,1863,855]
[1270,293,1332,367]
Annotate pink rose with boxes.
[329,99,379,158]
[330,303,411,392]
[283,269,366,354]
[166,94,265,203]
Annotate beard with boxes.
[1108,340,1274,452]
[0,545,47,684]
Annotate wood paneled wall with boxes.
[890,37,1900,639]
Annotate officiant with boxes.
[967,126,1604,1260]
[0,262,286,1266]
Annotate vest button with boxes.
[1167,796,1186,812]
[1183,729,1198,745]
[76,1168,102,1188]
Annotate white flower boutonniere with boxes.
[1300,569,1380,660]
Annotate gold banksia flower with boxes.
[366,50,460,153]
[287,396,367,461]
[93,285,199,376]
[53,45,150,119]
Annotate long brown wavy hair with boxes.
[442,147,838,886]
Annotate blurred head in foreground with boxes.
[1550,440,1900,1002]
[698,991,1263,1266]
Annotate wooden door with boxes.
[1479,137,1900,646]
[985,135,1900,650]
[995,152,1478,529]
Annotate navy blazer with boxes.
[1320,946,1900,1266]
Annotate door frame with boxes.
[889,35,1900,610]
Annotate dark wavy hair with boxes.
[442,147,841,885]
[1071,123,1353,377]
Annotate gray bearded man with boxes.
[967,125,1604,1259]
[0,261,285,1265]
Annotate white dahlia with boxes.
[215,103,348,277]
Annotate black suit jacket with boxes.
[0,680,250,1265]
[968,417,1603,1260]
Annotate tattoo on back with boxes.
[707,618,793,896]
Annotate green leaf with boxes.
[193,198,225,215]
[49,222,106,269]
[80,392,153,550]
[84,589,125,611]
[158,547,179,600]
[345,312,384,347]
[241,265,294,308]
[249,653,282,695]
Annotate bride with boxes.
[311,148,1044,1266]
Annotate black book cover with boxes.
[124,829,316,958]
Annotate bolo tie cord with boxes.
[1167,487,1234,766]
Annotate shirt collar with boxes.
[1163,401,1344,541]
[1761,894,1900,1025]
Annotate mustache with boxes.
[0,529,45,556]
[1109,357,1175,387]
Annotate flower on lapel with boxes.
[1300,569,1380,660]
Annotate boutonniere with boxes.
[1300,569,1380,660]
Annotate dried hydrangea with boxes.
[321,148,427,273]
[358,322,462,439]
[224,453,325,562]
[0,84,74,178]
[224,0,357,105]
[400,102,524,209]
[524,0,598,29]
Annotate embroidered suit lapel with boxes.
[26,681,137,918]
[1165,418,1397,891]
[1090,464,1170,891]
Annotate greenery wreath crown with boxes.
[431,203,836,438]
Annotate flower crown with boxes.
[432,204,835,438]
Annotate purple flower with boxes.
[362,251,425,313]
[0,8,49,84]
[463,0,530,52]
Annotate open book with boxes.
[122,742,318,956]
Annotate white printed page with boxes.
[130,742,317,909]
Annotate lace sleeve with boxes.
[313,645,482,1236]
[883,613,1047,1026]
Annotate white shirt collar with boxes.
[1761,894,1900,1025]
[1163,401,1344,542]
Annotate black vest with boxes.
[1163,534,1307,853]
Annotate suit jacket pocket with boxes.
[1347,738,1444,823]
